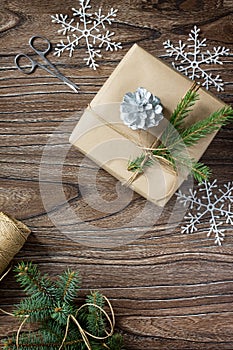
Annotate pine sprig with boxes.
[56,269,80,304]
[191,160,212,183]
[162,84,200,145]
[127,154,153,173]
[107,334,125,350]
[170,85,200,129]
[178,105,233,147]
[3,329,84,350]
[127,84,233,184]
[2,262,124,350]
[3,330,60,350]
[172,153,212,183]
[86,291,106,337]
[14,262,56,302]
[14,297,53,322]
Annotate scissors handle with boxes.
[15,53,37,74]
[29,35,51,56]
[15,35,79,93]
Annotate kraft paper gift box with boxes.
[69,44,225,207]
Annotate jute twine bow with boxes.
[88,83,199,202]
[59,295,115,350]
[0,212,31,276]
[0,214,114,349]
[1,270,115,350]
[13,295,115,350]
[0,266,114,350]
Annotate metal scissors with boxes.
[15,35,79,93]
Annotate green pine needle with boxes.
[3,329,84,350]
[170,85,200,129]
[14,262,56,302]
[56,269,80,304]
[178,105,233,147]
[107,334,125,350]
[127,84,233,184]
[191,160,212,184]
[127,154,153,173]
[2,262,124,350]
[86,291,106,337]
[14,297,53,322]
[161,84,200,145]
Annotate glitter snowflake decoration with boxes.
[163,26,230,92]
[51,0,122,70]
[177,180,233,245]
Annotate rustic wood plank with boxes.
[0,0,233,348]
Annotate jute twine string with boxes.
[88,83,199,202]
[0,212,31,276]
[0,214,114,349]
[0,214,31,344]
[59,295,115,350]
[0,269,115,350]
[0,265,14,317]
[0,265,30,349]
[15,295,115,350]
[88,106,178,201]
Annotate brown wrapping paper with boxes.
[70,44,226,207]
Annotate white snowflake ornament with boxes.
[163,26,230,92]
[177,180,233,245]
[51,0,122,70]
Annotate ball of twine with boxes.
[0,212,31,276]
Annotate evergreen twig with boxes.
[161,83,200,145]
[86,292,106,337]
[178,105,233,147]
[2,262,124,350]
[127,84,233,184]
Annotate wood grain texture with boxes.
[0,0,233,348]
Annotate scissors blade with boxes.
[29,36,80,93]
[35,61,80,93]
[62,78,80,93]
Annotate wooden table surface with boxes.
[0,0,233,349]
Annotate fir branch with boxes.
[107,334,125,350]
[127,84,233,184]
[14,262,56,303]
[50,301,75,326]
[14,297,53,322]
[55,270,80,304]
[171,152,211,183]
[3,329,84,350]
[41,320,64,342]
[170,83,200,129]
[176,105,233,148]
[190,160,212,183]
[86,291,106,337]
[2,263,124,350]
[127,154,153,173]
[3,330,59,350]
[152,148,211,183]
[161,84,200,146]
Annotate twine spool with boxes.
[0,212,31,276]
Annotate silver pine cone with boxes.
[120,87,164,130]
